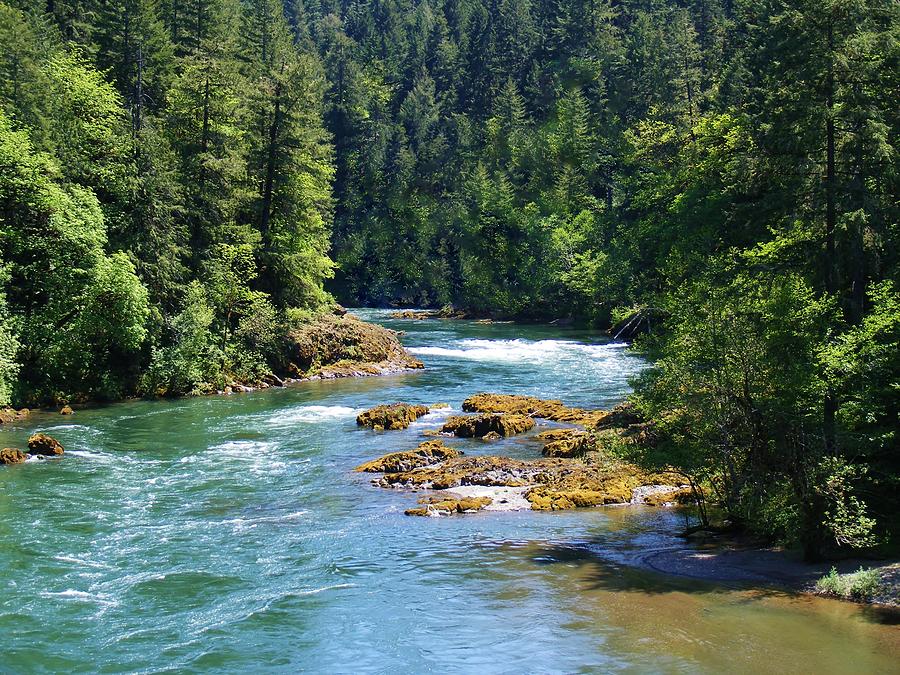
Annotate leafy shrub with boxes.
[816,567,883,601]
[142,282,218,396]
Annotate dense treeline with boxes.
[0,0,335,402]
[0,0,897,558]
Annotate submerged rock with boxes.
[286,314,424,381]
[355,440,459,473]
[0,408,29,425]
[27,433,64,456]
[405,494,492,516]
[357,403,429,430]
[462,393,607,427]
[630,484,694,506]
[0,448,26,465]
[389,306,475,321]
[441,413,534,438]
[389,310,435,320]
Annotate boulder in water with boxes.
[1,448,26,465]
[389,309,435,320]
[441,413,534,438]
[357,403,429,430]
[27,433,64,456]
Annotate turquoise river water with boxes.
[1,310,897,673]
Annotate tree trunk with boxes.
[823,21,837,455]
[199,69,211,193]
[260,78,282,241]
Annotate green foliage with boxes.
[143,281,218,396]
[0,0,336,403]
[632,271,834,530]
[0,263,19,407]
[0,109,149,402]
[816,567,884,602]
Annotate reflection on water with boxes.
[0,309,897,672]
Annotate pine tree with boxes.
[240,0,335,308]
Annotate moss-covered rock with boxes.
[356,403,429,430]
[441,413,534,438]
[538,429,595,457]
[27,433,64,456]
[389,310,434,320]
[525,489,615,510]
[355,440,459,473]
[377,455,538,489]
[286,314,424,380]
[0,448,26,465]
[371,451,684,512]
[462,393,607,427]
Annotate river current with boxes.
[1,310,897,673]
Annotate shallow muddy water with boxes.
[1,310,896,673]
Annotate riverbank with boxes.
[350,389,900,611]
[0,311,423,416]
[610,534,899,609]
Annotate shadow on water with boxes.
[517,534,900,627]
[526,540,790,599]
[860,604,900,625]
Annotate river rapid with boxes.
[1,310,897,673]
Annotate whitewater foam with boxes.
[39,589,117,607]
[53,555,115,570]
[266,405,359,426]
[409,338,631,364]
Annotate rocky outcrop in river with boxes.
[286,313,424,381]
[358,393,691,516]
[0,408,29,425]
[461,393,609,427]
[2,433,66,465]
[355,440,460,473]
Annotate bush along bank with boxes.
[143,309,424,399]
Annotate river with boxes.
[1,309,897,673]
